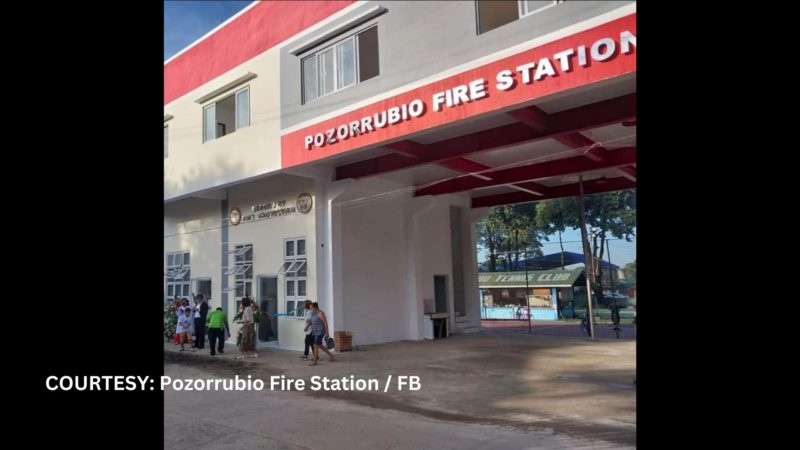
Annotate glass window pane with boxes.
[278,261,292,274]
[235,246,243,263]
[337,38,356,89]
[286,280,295,296]
[198,280,211,299]
[184,253,190,266]
[245,246,253,262]
[303,56,318,103]
[203,104,216,142]
[296,261,307,277]
[236,87,250,129]
[358,27,380,81]
[245,266,253,279]
[297,239,306,256]
[286,241,295,258]
[476,0,518,34]
[236,284,244,298]
[298,280,307,296]
[245,282,252,297]
[523,1,554,15]
[216,95,235,137]
[167,284,174,296]
[286,301,295,317]
[320,48,335,96]
[167,254,174,266]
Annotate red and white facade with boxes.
[164,0,636,350]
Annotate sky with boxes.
[477,226,636,269]
[164,1,252,61]
[163,2,637,268]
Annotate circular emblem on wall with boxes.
[297,193,313,214]
[229,207,242,225]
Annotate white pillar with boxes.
[404,196,436,339]
[315,177,350,334]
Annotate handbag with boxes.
[325,336,335,350]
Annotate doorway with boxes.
[258,276,278,343]
[434,275,448,314]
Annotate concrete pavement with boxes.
[165,331,635,448]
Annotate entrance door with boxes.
[434,275,448,313]
[258,276,278,342]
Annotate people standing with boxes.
[178,308,194,352]
[301,300,313,361]
[307,302,335,366]
[175,298,189,345]
[206,307,230,356]
[194,293,209,349]
[236,297,257,359]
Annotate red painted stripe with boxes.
[164,1,354,105]
[282,13,636,169]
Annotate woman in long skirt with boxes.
[236,297,257,359]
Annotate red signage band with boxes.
[281,13,636,169]
[165,1,354,105]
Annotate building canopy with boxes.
[478,269,584,288]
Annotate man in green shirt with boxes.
[206,307,230,355]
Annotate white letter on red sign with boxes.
[496,69,515,91]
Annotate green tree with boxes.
[535,200,576,269]
[477,209,505,272]
[534,189,636,301]
[477,203,545,272]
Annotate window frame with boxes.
[231,243,254,312]
[202,85,251,143]
[283,237,307,318]
[165,251,190,302]
[301,25,378,104]
[476,0,565,35]
[518,0,562,18]
[194,278,212,301]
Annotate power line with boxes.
[165,135,635,239]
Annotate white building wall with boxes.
[330,182,481,345]
[164,48,282,201]
[164,198,222,309]
[339,191,409,345]
[227,173,316,351]
[417,205,453,315]
[458,207,483,331]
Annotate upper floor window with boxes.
[203,86,250,142]
[477,0,564,34]
[302,26,379,104]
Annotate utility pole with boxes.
[524,245,531,334]
[578,175,595,339]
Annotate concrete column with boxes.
[404,196,436,340]
[315,177,351,334]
